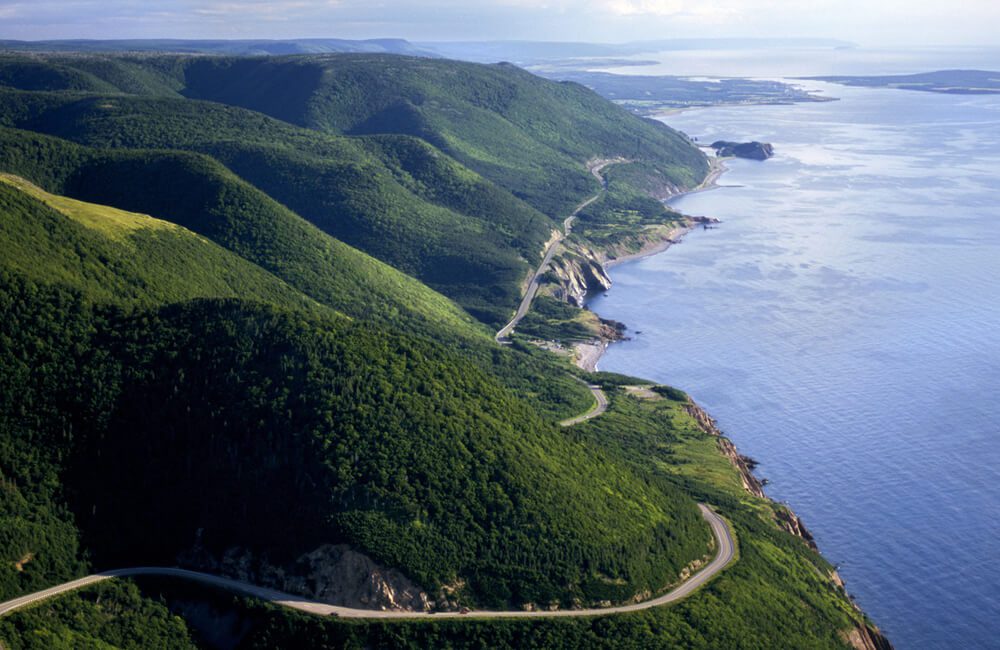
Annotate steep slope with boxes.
[174,54,708,217]
[0,54,709,321]
[0,127,594,420]
[0,88,555,324]
[0,277,709,610]
[0,174,324,314]
[0,126,487,340]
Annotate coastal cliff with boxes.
[546,244,613,307]
[683,399,893,650]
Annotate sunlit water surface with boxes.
[588,83,1000,649]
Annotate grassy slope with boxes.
[0,174,326,314]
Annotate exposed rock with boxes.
[598,317,627,341]
[717,437,767,499]
[179,542,436,612]
[285,544,434,611]
[14,552,33,572]
[684,401,723,436]
[842,625,896,650]
[775,506,818,550]
[547,246,612,307]
[684,401,767,499]
[711,140,774,160]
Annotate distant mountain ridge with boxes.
[0,37,439,57]
[0,37,854,63]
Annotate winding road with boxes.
[0,505,733,621]
[560,383,609,426]
[495,159,624,342]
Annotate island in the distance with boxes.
[712,140,775,160]
[803,69,1000,95]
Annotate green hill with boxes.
[0,49,888,650]
[0,277,708,609]
[0,88,554,324]
[0,126,487,340]
[0,53,709,321]
[177,55,709,216]
[0,174,324,314]
[0,126,593,421]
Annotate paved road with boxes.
[0,505,733,621]
[560,384,609,426]
[495,159,622,342]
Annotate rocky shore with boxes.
[683,400,893,650]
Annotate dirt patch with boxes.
[14,552,34,572]
[624,385,662,400]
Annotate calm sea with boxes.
[588,82,1000,649]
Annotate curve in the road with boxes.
[0,505,733,621]
[560,384,609,426]
[496,158,625,342]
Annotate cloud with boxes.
[602,0,685,16]
[0,0,997,45]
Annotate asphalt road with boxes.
[560,384,609,426]
[495,159,620,342]
[0,505,733,621]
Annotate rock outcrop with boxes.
[684,402,767,499]
[179,541,436,611]
[711,140,774,160]
[775,506,818,550]
[547,245,612,307]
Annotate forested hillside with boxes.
[0,53,708,324]
[0,50,885,649]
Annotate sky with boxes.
[0,0,997,47]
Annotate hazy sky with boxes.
[1,0,997,46]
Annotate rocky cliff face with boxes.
[843,626,895,650]
[774,506,818,550]
[180,542,437,611]
[547,245,612,307]
[684,402,766,499]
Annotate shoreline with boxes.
[568,159,894,650]
[573,157,727,371]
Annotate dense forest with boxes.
[0,51,885,648]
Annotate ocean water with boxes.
[599,45,1000,77]
[588,83,1000,649]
